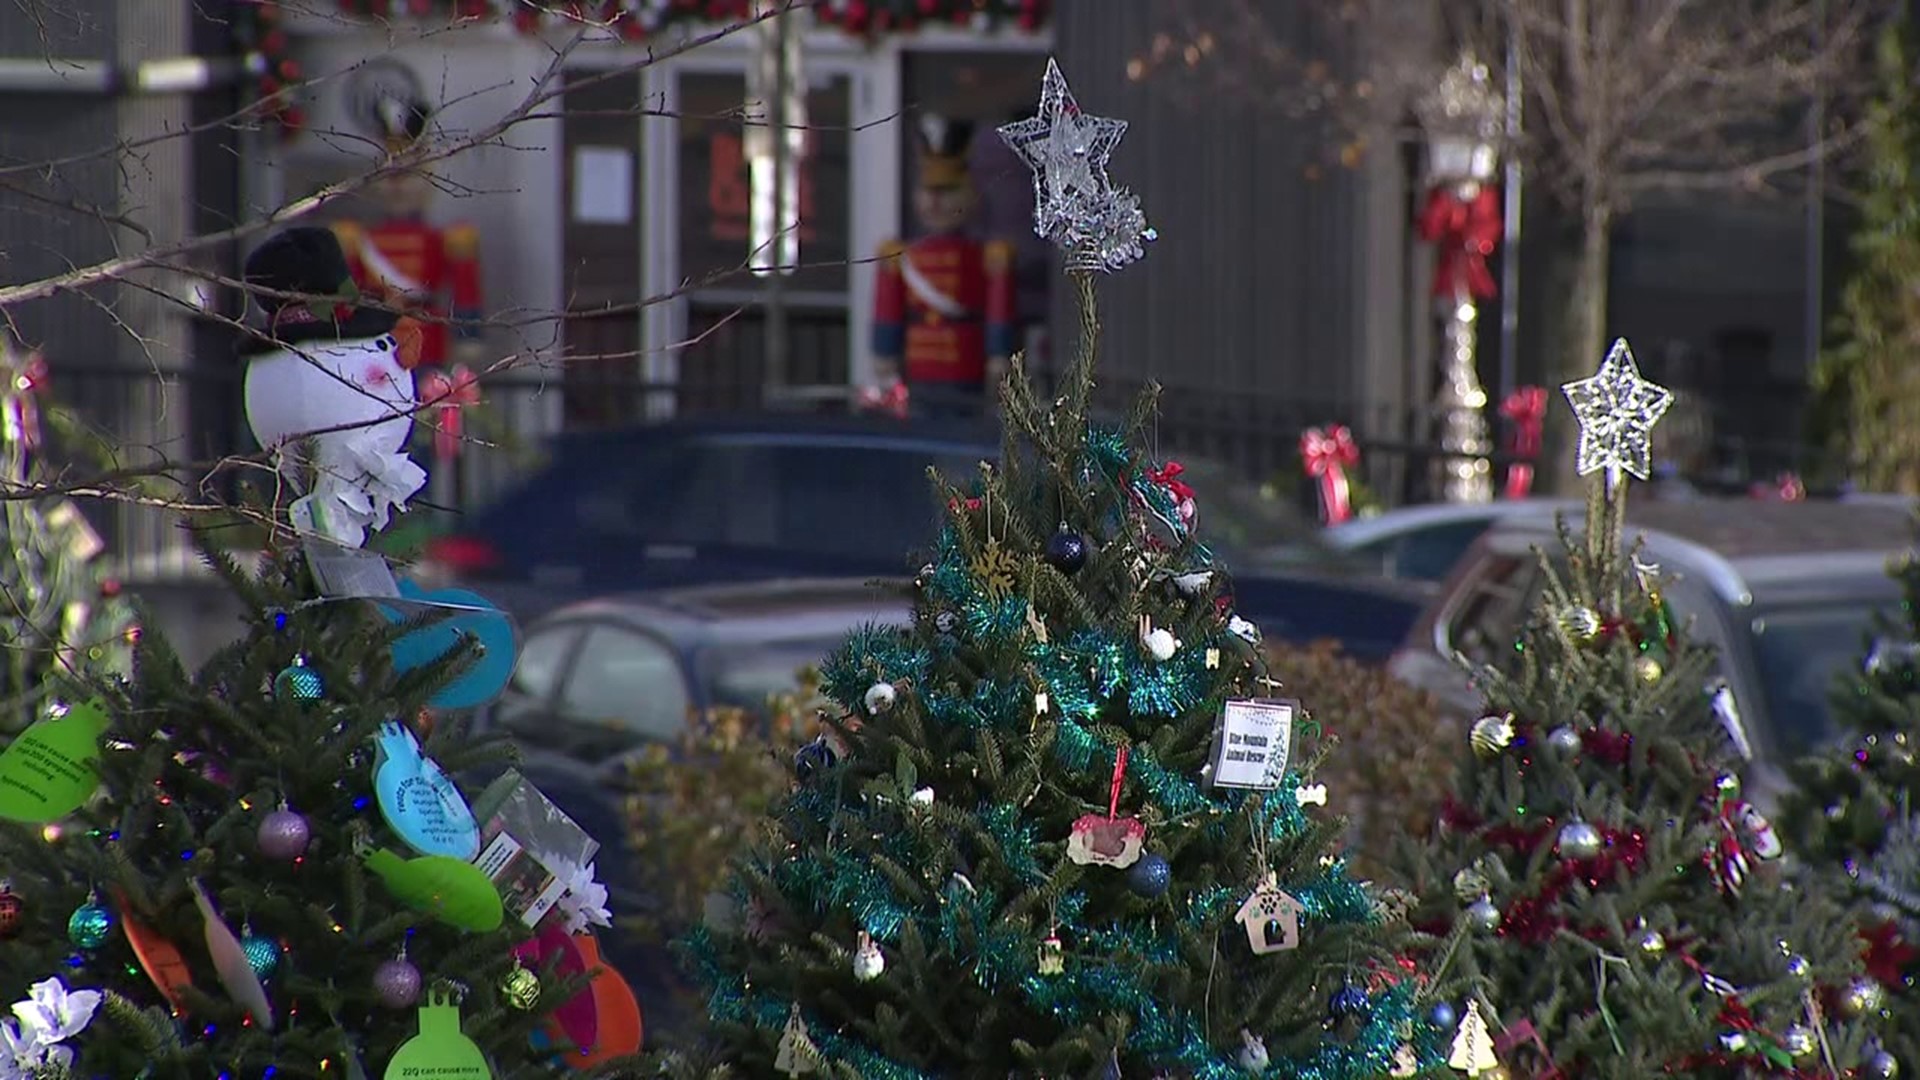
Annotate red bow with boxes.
[1749,472,1804,502]
[1300,425,1359,524]
[1861,920,1919,988]
[416,364,481,461]
[3,348,48,452]
[1498,385,1545,500]
[1417,184,1502,301]
[857,379,910,420]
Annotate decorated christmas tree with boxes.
[1776,538,1920,1066]
[0,338,135,733]
[660,60,1446,1079]
[0,228,643,1077]
[1394,340,1894,1077]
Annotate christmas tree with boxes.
[1395,339,1895,1077]
[1810,13,1920,492]
[0,338,135,733]
[662,60,1446,1079]
[1775,539,1920,1067]
[0,227,643,1078]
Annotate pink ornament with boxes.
[373,956,421,1008]
[256,808,311,861]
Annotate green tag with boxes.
[384,994,489,1080]
[365,849,504,932]
[0,700,109,823]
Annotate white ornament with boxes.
[1235,1029,1269,1070]
[909,787,935,806]
[1447,1000,1498,1076]
[1139,615,1180,661]
[863,682,898,715]
[1560,338,1673,482]
[852,932,885,982]
[1295,783,1328,807]
[1173,571,1214,596]
[1227,615,1262,645]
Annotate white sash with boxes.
[899,252,968,319]
[354,231,428,300]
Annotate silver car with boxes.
[1388,498,1913,807]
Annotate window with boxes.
[1391,522,1495,583]
[554,626,692,743]
[700,638,845,712]
[1748,603,1894,754]
[1441,556,1536,668]
[509,625,581,702]
[770,447,980,562]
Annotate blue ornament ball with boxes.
[1044,528,1089,574]
[273,661,324,702]
[1328,984,1371,1020]
[242,933,281,979]
[793,735,838,781]
[67,901,114,950]
[1126,853,1171,898]
[1430,1001,1458,1029]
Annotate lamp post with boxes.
[1415,53,1505,504]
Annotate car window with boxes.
[1748,602,1894,755]
[509,624,581,701]
[1441,555,1537,668]
[1392,522,1494,582]
[554,625,692,742]
[700,638,845,710]
[770,447,981,562]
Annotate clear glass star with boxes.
[1561,338,1674,481]
[997,58,1129,245]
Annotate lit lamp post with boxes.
[1415,53,1505,504]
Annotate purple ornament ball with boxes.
[256,809,311,861]
[374,958,422,1009]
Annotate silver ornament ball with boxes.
[1545,726,1582,756]
[863,682,898,715]
[1635,927,1666,956]
[1465,896,1502,932]
[373,958,422,1009]
[1785,954,1811,979]
[1845,975,1888,1016]
[1556,820,1604,860]
[1866,1051,1900,1079]
[256,808,311,860]
[1782,1024,1816,1058]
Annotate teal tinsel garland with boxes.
[1084,426,1131,477]
[980,802,1044,884]
[822,625,931,711]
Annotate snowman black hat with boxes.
[243,226,398,351]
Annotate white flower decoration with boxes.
[0,977,100,1076]
[549,856,613,936]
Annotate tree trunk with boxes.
[1546,199,1612,494]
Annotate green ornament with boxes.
[68,895,114,950]
[364,849,503,932]
[500,963,540,1010]
[0,700,109,824]
[383,992,489,1080]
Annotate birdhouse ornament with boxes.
[241,227,427,549]
[1233,873,1304,954]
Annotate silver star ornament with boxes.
[1561,338,1673,482]
[998,58,1153,270]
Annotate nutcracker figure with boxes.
[872,115,1017,416]
[331,91,484,371]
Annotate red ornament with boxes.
[0,888,22,939]
[277,59,302,81]
[99,578,122,599]
[281,106,308,138]
[408,0,435,14]
[262,28,288,53]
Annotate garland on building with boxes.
[333,0,1050,39]
[239,2,306,140]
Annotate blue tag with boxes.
[373,723,481,859]
[379,579,518,710]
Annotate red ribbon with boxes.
[1749,472,1804,502]
[1108,743,1129,819]
[1300,425,1359,524]
[1499,386,1546,500]
[857,378,910,420]
[416,364,480,461]
[1861,920,1918,988]
[3,349,48,452]
[1417,184,1502,301]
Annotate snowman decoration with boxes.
[241,227,426,548]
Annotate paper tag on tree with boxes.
[1208,698,1295,790]
[304,539,401,599]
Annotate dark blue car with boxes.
[422,414,1424,661]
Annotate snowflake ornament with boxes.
[1561,338,1673,482]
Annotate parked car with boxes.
[1250,499,1583,592]
[422,414,1427,660]
[1388,499,1913,807]
[474,578,913,1041]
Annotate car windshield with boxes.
[1169,458,1362,573]
[1748,600,1893,755]
[697,638,843,712]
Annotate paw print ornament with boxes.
[1068,743,1147,869]
[372,723,480,859]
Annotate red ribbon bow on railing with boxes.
[857,378,910,420]
[416,364,480,461]
[1300,425,1360,525]
[1499,386,1546,500]
[2,349,48,452]
[1417,184,1502,301]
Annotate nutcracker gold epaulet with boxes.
[877,238,906,261]
[984,239,1015,272]
[443,222,480,257]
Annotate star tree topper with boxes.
[1561,338,1673,483]
[998,58,1154,271]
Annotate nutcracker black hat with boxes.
[242,226,397,352]
[916,114,975,192]
[374,93,432,155]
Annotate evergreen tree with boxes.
[0,339,135,733]
[1810,14,1920,492]
[660,61,1447,1079]
[1776,538,1920,1068]
[1395,340,1891,1077]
